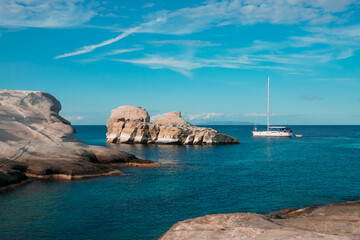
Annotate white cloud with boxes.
[300,95,323,101]
[138,0,356,35]
[243,113,289,117]
[151,112,237,121]
[184,113,227,120]
[152,112,289,121]
[105,48,144,56]
[80,47,143,63]
[150,113,166,121]
[48,0,359,76]
[53,0,357,59]
[152,112,231,122]
[114,55,200,77]
[289,25,360,54]
[143,3,155,8]
[115,52,294,76]
[54,27,141,59]
[314,77,358,81]
[64,116,84,121]
[98,13,128,18]
[54,17,165,59]
[149,40,221,47]
[0,0,96,28]
[304,0,355,13]
[75,24,359,75]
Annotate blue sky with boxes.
[1,0,359,125]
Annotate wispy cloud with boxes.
[150,113,167,122]
[300,95,323,101]
[80,47,144,63]
[151,112,233,122]
[54,27,141,59]
[138,0,356,35]
[114,55,199,77]
[0,0,96,28]
[50,0,360,76]
[105,23,359,76]
[98,13,128,18]
[143,3,155,8]
[54,17,165,59]
[64,116,84,121]
[149,40,221,47]
[105,48,143,56]
[313,77,357,82]
[153,112,290,122]
[184,113,228,120]
[243,113,289,117]
[53,0,357,58]
[115,53,293,76]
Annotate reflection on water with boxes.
[107,143,202,164]
[0,125,359,240]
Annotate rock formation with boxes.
[160,200,360,239]
[106,106,239,145]
[0,90,156,191]
[154,111,190,126]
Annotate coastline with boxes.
[24,169,124,181]
[0,162,161,192]
[110,162,163,168]
[0,90,162,192]
[0,179,33,193]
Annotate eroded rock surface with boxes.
[154,111,190,126]
[106,106,239,145]
[160,200,360,240]
[0,90,155,190]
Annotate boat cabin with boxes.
[269,127,292,133]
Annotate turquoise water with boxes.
[1,125,360,239]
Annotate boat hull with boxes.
[252,131,293,137]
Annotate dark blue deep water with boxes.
[1,125,360,239]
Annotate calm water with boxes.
[1,125,360,239]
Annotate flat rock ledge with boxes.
[106,106,239,145]
[0,90,157,191]
[160,200,360,240]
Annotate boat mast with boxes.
[267,77,270,131]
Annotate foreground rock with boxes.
[106,106,239,145]
[160,200,360,239]
[0,90,156,191]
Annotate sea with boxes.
[0,125,359,240]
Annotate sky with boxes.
[1,0,360,125]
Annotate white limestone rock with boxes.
[0,90,154,190]
[106,106,239,145]
[154,111,190,126]
[160,201,360,240]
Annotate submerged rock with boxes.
[160,200,360,239]
[0,90,156,190]
[106,106,239,145]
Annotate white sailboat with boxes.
[252,77,293,137]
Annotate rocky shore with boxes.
[0,90,157,191]
[160,200,360,239]
[106,106,239,145]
